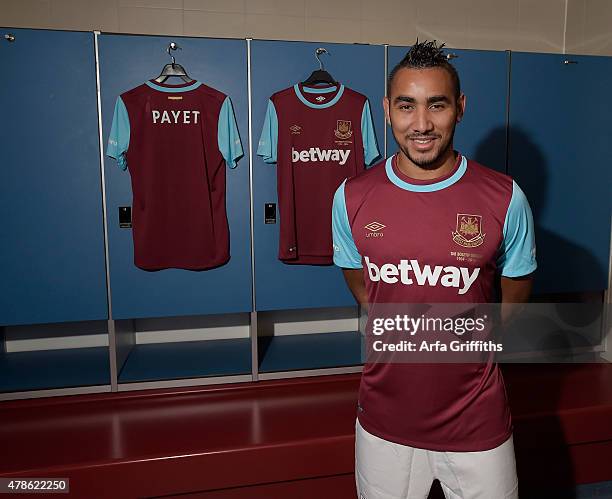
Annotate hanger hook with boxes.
[167,42,181,66]
[315,47,330,71]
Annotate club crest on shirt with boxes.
[290,124,302,135]
[452,214,485,248]
[335,120,353,140]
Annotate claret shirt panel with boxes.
[107,79,243,271]
[332,153,537,451]
[257,83,379,264]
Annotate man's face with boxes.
[384,67,465,169]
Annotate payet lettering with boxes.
[152,109,200,124]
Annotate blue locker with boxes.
[251,40,385,311]
[0,28,108,326]
[509,52,612,293]
[387,46,509,172]
[98,34,252,319]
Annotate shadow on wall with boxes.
[476,126,606,295]
[474,127,606,498]
[478,126,605,359]
[468,121,507,173]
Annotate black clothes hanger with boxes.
[154,42,194,84]
[303,47,336,85]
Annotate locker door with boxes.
[251,40,385,311]
[509,52,612,293]
[98,34,252,319]
[0,28,108,326]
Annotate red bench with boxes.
[1,364,611,498]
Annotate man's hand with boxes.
[342,268,368,311]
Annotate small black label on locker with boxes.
[119,206,132,228]
[265,203,276,224]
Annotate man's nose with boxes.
[412,108,433,134]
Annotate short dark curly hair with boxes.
[387,39,461,100]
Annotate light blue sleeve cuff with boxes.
[361,100,380,166]
[107,96,130,171]
[218,96,243,169]
[256,99,278,164]
[497,180,537,277]
[332,180,362,269]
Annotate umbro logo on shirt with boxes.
[365,221,385,238]
[365,222,385,232]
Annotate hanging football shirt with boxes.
[107,79,243,271]
[332,153,537,451]
[257,83,379,264]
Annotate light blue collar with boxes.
[385,154,467,192]
[145,80,202,93]
[293,83,344,109]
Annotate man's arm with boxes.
[500,274,533,324]
[497,180,537,323]
[342,268,368,311]
[332,181,365,309]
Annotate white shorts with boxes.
[355,419,519,499]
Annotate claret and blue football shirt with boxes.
[332,152,537,452]
[257,82,380,264]
[107,79,243,271]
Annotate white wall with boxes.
[2,0,595,54]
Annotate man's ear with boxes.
[383,96,391,125]
[456,93,466,123]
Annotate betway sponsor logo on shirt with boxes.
[291,147,351,165]
[365,256,480,295]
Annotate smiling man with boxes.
[332,41,537,498]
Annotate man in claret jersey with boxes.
[332,41,536,498]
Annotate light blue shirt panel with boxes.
[497,180,538,277]
[361,100,380,166]
[294,83,345,108]
[332,180,363,269]
[217,96,243,168]
[386,155,468,192]
[256,99,278,164]
[107,96,130,170]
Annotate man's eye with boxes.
[399,104,414,110]
[430,104,445,110]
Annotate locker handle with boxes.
[4,33,15,42]
[446,53,459,60]
[564,60,578,65]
